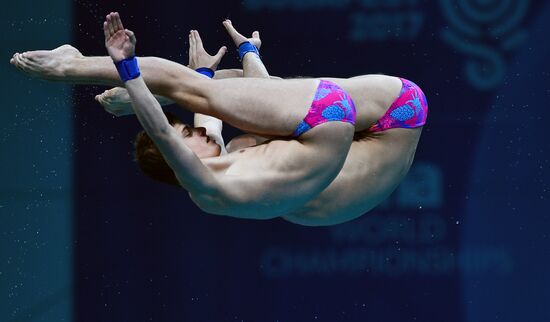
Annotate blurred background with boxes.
[1,0,548,321]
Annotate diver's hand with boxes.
[222,19,262,50]
[187,30,227,70]
[103,12,136,63]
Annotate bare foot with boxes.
[222,20,261,50]
[95,87,135,117]
[10,44,84,80]
[95,87,173,117]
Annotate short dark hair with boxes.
[133,112,187,186]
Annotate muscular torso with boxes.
[283,127,423,225]
[196,122,354,219]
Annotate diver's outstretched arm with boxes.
[95,70,244,117]
[103,12,220,194]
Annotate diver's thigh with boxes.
[206,78,320,136]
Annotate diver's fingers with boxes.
[194,30,205,50]
[106,13,115,36]
[113,12,124,31]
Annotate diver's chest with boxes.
[222,144,296,176]
[223,153,274,176]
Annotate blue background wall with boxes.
[2,0,548,321]
[1,2,73,322]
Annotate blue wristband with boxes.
[114,56,141,82]
[237,41,260,61]
[195,67,215,78]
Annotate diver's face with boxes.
[173,123,221,158]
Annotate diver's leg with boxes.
[95,69,246,113]
[195,77,319,136]
[10,45,202,100]
[11,45,318,135]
